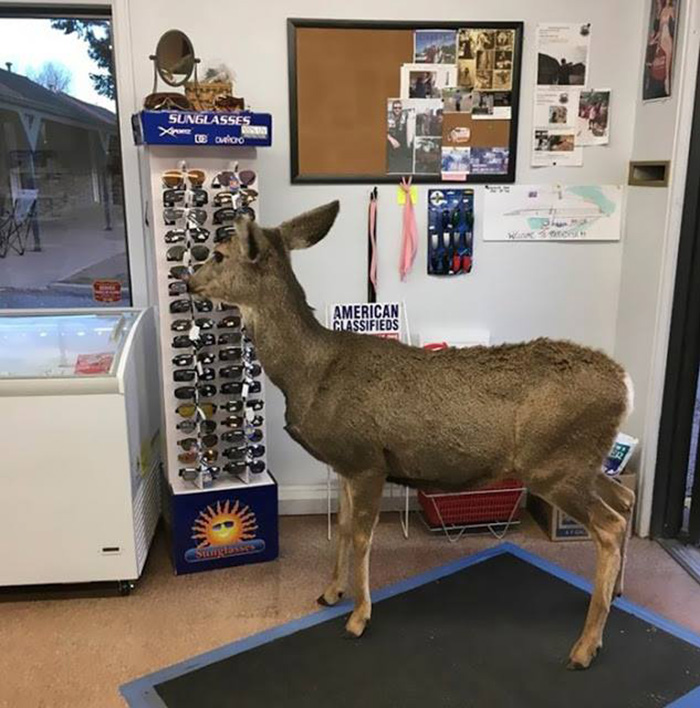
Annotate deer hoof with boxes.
[317,589,344,607]
[345,612,370,638]
[567,640,601,670]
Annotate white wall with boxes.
[120,0,645,508]
[615,0,700,534]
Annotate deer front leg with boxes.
[318,475,351,606]
[344,471,385,638]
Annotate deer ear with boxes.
[235,216,266,262]
[279,201,339,250]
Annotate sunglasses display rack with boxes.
[157,161,268,493]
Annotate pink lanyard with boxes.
[399,177,417,281]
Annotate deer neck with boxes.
[239,267,332,403]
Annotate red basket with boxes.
[418,479,525,528]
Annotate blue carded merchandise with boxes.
[134,111,272,147]
[427,189,474,276]
[170,475,278,575]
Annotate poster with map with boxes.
[483,184,623,241]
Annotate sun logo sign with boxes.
[185,499,266,563]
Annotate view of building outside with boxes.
[0,16,130,309]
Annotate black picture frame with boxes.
[287,18,524,185]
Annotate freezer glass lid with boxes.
[0,312,137,379]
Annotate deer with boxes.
[187,200,636,670]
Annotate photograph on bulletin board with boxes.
[288,19,523,184]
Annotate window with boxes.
[0,10,131,309]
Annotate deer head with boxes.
[187,200,339,304]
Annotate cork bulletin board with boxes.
[287,19,524,184]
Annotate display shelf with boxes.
[171,470,275,496]
[133,111,272,147]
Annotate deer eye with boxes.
[213,251,225,264]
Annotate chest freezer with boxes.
[0,309,162,587]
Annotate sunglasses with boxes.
[171,319,193,333]
[172,335,193,349]
[197,351,216,365]
[178,449,219,465]
[213,94,246,112]
[212,207,238,225]
[246,399,264,412]
[223,446,246,461]
[178,332,214,349]
[246,381,262,395]
[248,415,264,428]
[213,192,237,208]
[163,208,207,226]
[169,299,191,313]
[215,226,236,243]
[169,264,202,280]
[163,189,185,207]
[163,169,206,189]
[247,428,264,444]
[194,317,215,330]
[212,171,239,189]
[165,229,187,244]
[218,316,241,330]
[247,444,266,459]
[179,435,218,451]
[223,460,246,476]
[221,429,245,444]
[168,281,189,297]
[166,245,211,263]
[190,188,209,207]
[176,402,217,418]
[221,400,244,413]
[220,365,243,380]
[221,382,243,396]
[237,206,256,221]
[188,227,211,243]
[219,333,242,346]
[238,170,256,187]
[144,92,193,111]
[222,415,244,428]
[219,347,242,361]
[173,353,194,367]
[194,299,214,313]
[177,419,217,434]
[174,384,217,400]
[173,367,215,383]
[179,465,220,482]
[249,460,266,475]
[246,363,262,378]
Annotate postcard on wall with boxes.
[414,30,457,64]
[386,98,416,174]
[470,147,509,175]
[441,147,470,181]
[472,91,512,120]
[442,87,473,113]
[577,89,611,145]
[536,23,591,87]
[643,0,681,100]
[400,63,457,99]
[531,128,582,167]
[483,184,623,241]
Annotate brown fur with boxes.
[188,201,635,670]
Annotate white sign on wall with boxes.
[328,302,404,341]
[483,184,623,241]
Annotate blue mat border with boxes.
[120,542,700,708]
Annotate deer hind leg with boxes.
[318,475,351,607]
[344,471,385,638]
[534,474,626,670]
[595,474,635,597]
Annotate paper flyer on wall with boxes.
[400,63,457,99]
[531,87,582,167]
[577,89,611,146]
[414,30,457,64]
[482,184,623,241]
[536,23,591,87]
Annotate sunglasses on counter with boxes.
[221,382,243,396]
[190,188,209,207]
[173,367,215,383]
[144,92,193,111]
[249,460,266,475]
[221,400,243,413]
[179,465,220,482]
[172,335,193,349]
[179,435,218,451]
[177,418,217,434]
[176,402,217,418]
[168,264,201,281]
[218,333,242,346]
[165,229,187,244]
[178,332,214,348]
[194,317,215,330]
[167,245,211,263]
[174,384,217,400]
[218,316,241,330]
[163,207,207,227]
[214,226,236,243]
[163,168,206,189]
[172,353,194,367]
[220,365,243,380]
[223,460,246,476]
[222,446,246,461]
[169,299,191,314]
[197,351,216,365]
[163,189,185,207]
[178,450,217,466]
[168,280,188,296]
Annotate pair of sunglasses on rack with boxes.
[174,384,217,400]
[173,367,215,382]
[177,418,217,434]
[144,93,193,111]
[212,188,258,207]
[179,466,220,482]
[179,435,218,451]
[163,208,207,226]
[163,169,206,189]
[165,228,210,244]
[172,352,216,367]
[219,414,263,429]
[172,333,239,349]
[169,298,214,314]
[163,189,208,208]
[166,245,210,263]
[176,402,217,418]
[211,169,256,189]
[212,207,256,225]
[179,450,218,465]
[223,460,266,476]
[222,444,265,461]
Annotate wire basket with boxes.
[418,479,525,537]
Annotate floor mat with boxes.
[121,543,700,708]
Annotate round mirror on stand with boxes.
[144,29,200,111]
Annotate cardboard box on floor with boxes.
[528,473,637,541]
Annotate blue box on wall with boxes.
[170,476,278,575]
